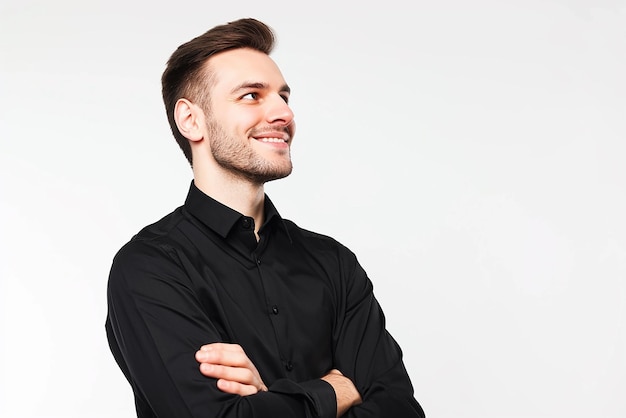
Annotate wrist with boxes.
[321,370,362,417]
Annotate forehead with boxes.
[206,48,287,93]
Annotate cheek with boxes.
[289,121,296,138]
[223,109,263,135]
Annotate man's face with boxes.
[201,47,295,184]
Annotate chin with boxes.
[251,165,292,184]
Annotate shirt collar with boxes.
[183,180,290,241]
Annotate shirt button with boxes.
[285,361,293,371]
[256,258,261,265]
[271,305,279,315]
[241,218,252,229]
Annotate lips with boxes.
[255,137,287,143]
[251,125,292,144]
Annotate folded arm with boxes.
[193,245,425,417]
[329,248,426,417]
[197,343,362,417]
[106,241,337,418]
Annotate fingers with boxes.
[216,378,265,396]
[196,343,252,368]
[195,343,268,396]
[199,362,256,385]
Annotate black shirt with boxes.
[105,181,424,418]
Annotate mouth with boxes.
[251,123,293,144]
[254,136,288,144]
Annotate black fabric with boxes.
[106,181,425,417]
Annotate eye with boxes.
[280,94,290,104]
[241,92,259,100]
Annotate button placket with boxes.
[253,248,291,377]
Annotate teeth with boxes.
[258,137,285,143]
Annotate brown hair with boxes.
[161,18,276,164]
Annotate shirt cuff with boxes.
[269,378,336,418]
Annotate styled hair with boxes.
[161,18,276,164]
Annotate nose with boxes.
[265,93,294,126]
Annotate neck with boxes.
[193,165,266,236]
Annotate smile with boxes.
[255,137,287,143]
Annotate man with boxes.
[105,18,425,418]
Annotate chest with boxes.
[182,238,338,381]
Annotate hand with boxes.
[195,343,268,396]
[321,369,362,417]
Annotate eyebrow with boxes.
[230,82,291,95]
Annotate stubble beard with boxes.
[207,118,293,185]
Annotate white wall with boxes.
[1,1,624,417]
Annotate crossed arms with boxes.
[106,233,424,417]
[195,343,361,417]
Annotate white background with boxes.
[1,1,625,417]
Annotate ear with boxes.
[174,98,204,142]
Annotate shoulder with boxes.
[281,218,362,273]
[281,218,374,300]
[108,207,188,287]
[282,218,345,249]
[120,206,189,253]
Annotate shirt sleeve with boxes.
[332,246,426,418]
[106,239,336,418]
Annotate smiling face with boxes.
[198,47,296,185]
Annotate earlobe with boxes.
[174,99,204,142]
